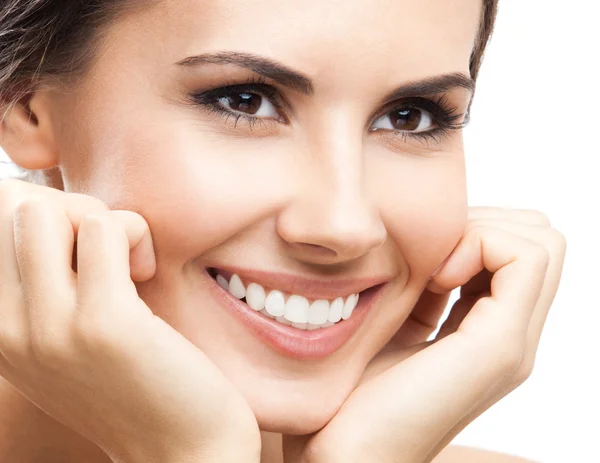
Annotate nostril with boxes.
[290,242,338,257]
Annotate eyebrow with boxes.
[176,51,474,99]
[176,51,314,95]
[383,73,475,101]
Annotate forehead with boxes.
[107,0,482,84]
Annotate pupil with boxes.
[230,93,261,114]
[391,109,421,131]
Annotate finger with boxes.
[525,228,565,348]
[9,190,111,309]
[12,197,76,320]
[449,219,565,348]
[76,211,155,318]
[0,202,20,286]
[468,206,551,227]
[0,181,28,286]
[110,211,156,282]
[428,226,548,331]
[0,180,109,286]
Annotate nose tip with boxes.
[277,195,387,264]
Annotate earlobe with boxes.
[0,90,58,170]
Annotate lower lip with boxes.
[205,271,387,359]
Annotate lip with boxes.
[203,268,390,359]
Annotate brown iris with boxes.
[224,92,262,114]
[389,108,423,131]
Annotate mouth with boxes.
[204,266,389,358]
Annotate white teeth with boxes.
[228,274,246,299]
[308,299,330,325]
[216,274,229,290]
[215,272,362,329]
[342,293,359,320]
[329,297,344,323]
[284,295,309,323]
[246,283,266,311]
[265,290,285,316]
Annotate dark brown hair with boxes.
[0,1,149,111]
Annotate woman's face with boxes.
[46,0,480,434]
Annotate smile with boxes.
[210,270,359,330]
[205,267,390,358]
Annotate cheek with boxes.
[73,114,303,262]
[373,153,467,280]
[65,89,465,279]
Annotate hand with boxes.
[0,180,261,463]
[284,207,566,463]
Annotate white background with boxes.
[1,1,599,462]
[450,1,600,462]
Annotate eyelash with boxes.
[189,76,284,131]
[375,94,466,144]
[188,77,466,144]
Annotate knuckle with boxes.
[528,242,551,270]
[548,228,567,253]
[0,181,42,217]
[13,195,52,218]
[522,209,551,226]
[79,212,118,235]
[515,357,536,384]
[0,178,25,200]
[464,223,488,240]
[68,193,109,212]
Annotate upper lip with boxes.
[208,266,392,301]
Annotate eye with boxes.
[371,107,435,133]
[217,92,279,118]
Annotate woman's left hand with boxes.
[283,207,566,463]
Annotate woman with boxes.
[0,0,566,462]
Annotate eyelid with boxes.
[190,81,291,114]
[368,95,464,132]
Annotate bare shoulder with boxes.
[433,445,539,463]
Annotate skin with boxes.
[15,0,474,432]
[0,0,564,461]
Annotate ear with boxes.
[0,90,58,170]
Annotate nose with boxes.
[277,128,387,265]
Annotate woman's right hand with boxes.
[0,179,261,463]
